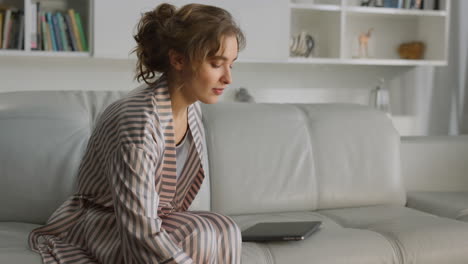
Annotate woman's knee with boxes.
[166,212,217,244]
[194,212,241,242]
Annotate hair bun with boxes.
[153,3,176,28]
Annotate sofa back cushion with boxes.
[0,91,123,224]
[0,90,211,224]
[297,104,406,209]
[201,103,319,215]
[202,103,405,215]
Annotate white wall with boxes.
[0,56,409,103]
[0,55,421,134]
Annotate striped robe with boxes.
[28,77,242,264]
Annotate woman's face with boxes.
[185,35,238,104]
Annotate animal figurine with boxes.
[358,28,374,58]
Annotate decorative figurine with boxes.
[369,78,391,117]
[360,0,374,6]
[398,41,425,60]
[361,0,383,7]
[235,87,255,103]
[412,0,423,9]
[290,31,315,58]
[358,28,374,58]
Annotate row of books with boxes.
[381,0,443,10]
[0,7,24,50]
[31,3,88,52]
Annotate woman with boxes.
[29,3,246,264]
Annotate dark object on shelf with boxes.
[411,0,423,9]
[383,0,399,8]
[369,78,391,116]
[398,41,425,60]
[235,87,255,103]
[361,0,384,7]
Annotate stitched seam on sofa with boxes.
[262,243,275,264]
[293,104,320,210]
[456,208,468,220]
[368,228,404,264]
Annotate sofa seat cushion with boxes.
[0,222,42,263]
[231,211,398,264]
[319,205,468,264]
[407,191,468,221]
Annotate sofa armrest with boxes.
[401,135,468,192]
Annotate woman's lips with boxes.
[212,88,224,95]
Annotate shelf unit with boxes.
[290,0,450,66]
[0,0,451,66]
[0,0,92,57]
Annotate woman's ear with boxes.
[168,49,185,71]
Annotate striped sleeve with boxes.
[107,143,192,263]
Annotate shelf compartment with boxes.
[290,8,341,59]
[290,3,341,12]
[346,6,446,17]
[343,13,447,61]
[291,0,341,6]
[345,0,449,11]
[0,49,90,57]
[28,0,91,53]
[0,0,25,51]
[287,57,446,66]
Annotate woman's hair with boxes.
[133,3,246,85]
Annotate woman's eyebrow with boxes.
[211,56,238,62]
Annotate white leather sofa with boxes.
[1,90,468,264]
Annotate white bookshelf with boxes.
[0,0,92,57]
[287,57,447,66]
[291,3,341,11]
[345,6,447,16]
[1,0,450,66]
[0,49,89,57]
[290,0,450,66]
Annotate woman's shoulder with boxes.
[102,85,157,120]
[93,86,163,150]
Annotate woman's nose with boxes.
[222,68,232,85]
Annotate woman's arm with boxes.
[108,143,192,263]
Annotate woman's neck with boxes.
[167,76,192,121]
[170,90,189,121]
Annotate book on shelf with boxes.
[64,12,77,51]
[1,9,11,49]
[17,12,24,50]
[383,0,399,8]
[57,13,70,51]
[31,2,38,49]
[0,12,3,49]
[2,9,11,49]
[51,13,63,51]
[75,12,88,51]
[68,9,83,51]
[44,12,53,51]
[31,5,88,52]
[426,0,443,10]
[1,7,24,50]
[46,12,57,51]
[379,0,442,10]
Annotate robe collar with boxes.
[152,76,204,212]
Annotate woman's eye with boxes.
[211,63,221,68]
